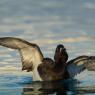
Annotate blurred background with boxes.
[0,0,95,94]
[0,0,95,71]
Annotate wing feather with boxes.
[0,37,43,71]
[67,56,95,77]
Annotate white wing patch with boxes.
[20,47,35,71]
[20,46,42,81]
[74,57,88,66]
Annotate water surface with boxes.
[0,0,95,95]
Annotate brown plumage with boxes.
[0,37,95,81]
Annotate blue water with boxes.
[0,0,95,95]
[0,75,95,95]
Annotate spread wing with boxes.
[67,56,95,77]
[0,37,43,72]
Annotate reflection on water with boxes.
[0,74,95,95]
[22,79,95,95]
[23,79,76,95]
[77,87,95,95]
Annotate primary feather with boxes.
[67,56,95,78]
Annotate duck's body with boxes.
[38,56,95,81]
[0,37,95,81]
[38,58,65,81]
[38,61,70,81]
[37,44,69,81]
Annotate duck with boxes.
[0,37,95,81]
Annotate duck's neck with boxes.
[54,60,65,72]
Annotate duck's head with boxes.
[54,44,68,64]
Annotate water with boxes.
[0,76,95,95]
[0,0,95,95]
